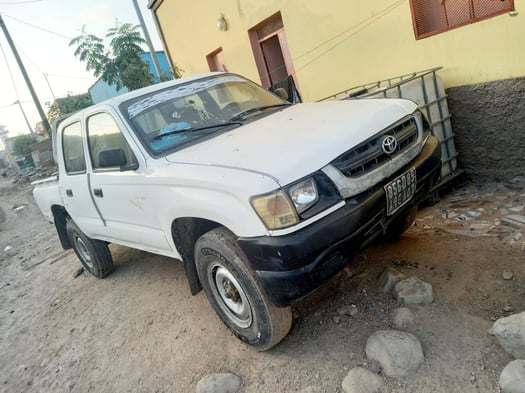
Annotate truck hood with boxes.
[165,99,417,186]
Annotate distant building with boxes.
[0,125,18,169]
[89,51,172,104]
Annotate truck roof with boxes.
[102,71,226,106]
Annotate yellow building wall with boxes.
[152,0,524,101]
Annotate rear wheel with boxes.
[66,219,114,278]
[195,227,292,351]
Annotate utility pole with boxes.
[132,0,163,82]
[0,14,51,136]
[15,100,34,134]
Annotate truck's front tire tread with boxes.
[195,227,292,351]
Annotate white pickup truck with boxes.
[33,73,441,350]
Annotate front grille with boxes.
[331,117,418,178]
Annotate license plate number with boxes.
[384,168,417,216]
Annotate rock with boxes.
[393,277,433,304]
[333,316,341,324]
[391,307,415,329]
[365,330,424,378]
[491,312,525,358]
[378,268,406,295]
[196,373,242,393]
[502,216,525,229]
[341,367,383,393]
[509,175,525,185]
[338,305,359,317]
[500,360,525,393]
[298,386,325,393]
[73,267,85,278]
[503,271,514,280]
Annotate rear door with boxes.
[58,119,104,235]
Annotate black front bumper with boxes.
[238,136,442,307]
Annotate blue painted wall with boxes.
[89,51,172,104]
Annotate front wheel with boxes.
[66,219,114,278]
[195,228,292,351]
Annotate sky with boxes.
[0,0,163,137]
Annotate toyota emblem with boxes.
[381,135,398,155]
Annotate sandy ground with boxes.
[0,176,524,393]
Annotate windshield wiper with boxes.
[229,103,291,122]
[152,121,242,141]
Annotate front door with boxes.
[84,110,173,255]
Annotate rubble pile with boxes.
[1,165,57,185]
[416,176,525,251]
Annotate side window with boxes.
[87,112,138,171]
[62,122,86,174]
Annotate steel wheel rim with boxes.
[74,235,94,269]
[208,262,253,328]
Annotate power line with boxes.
[0,12,72,40]
[0,0,43,4]
[294,0,406,62]
[0,39,22,99]
[45,73,96,80]
[259,0,408,81]
[295,0,407,72]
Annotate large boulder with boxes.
[341,367,383,393]
[196,373,242,393]
[500,360,525,393]
[393,277,433,304]
[378,267,407,295]
[491,312,525,358]
[365,330,424,378]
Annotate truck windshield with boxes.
[120,74,289,156]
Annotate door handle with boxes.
[93,188,104,198]
[66,189,73,197]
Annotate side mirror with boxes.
[274,88,289,101]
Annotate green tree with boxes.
[47,93,93,126]
[12,134,38,156]
[70,23,154,91]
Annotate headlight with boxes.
[251,190,299,230]
[288,178,319,214]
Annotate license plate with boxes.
[384,168,417,216]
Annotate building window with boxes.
[410,0,514,39]
[207,48,228,72]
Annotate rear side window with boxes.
[87,112,138,171]
[62,122,86,174]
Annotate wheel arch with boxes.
[51,205,72,249]
[171,217,223,295]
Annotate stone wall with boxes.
[446,78,525,182]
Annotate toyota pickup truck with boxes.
[33,72,441,350]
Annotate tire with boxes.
[66,219,114,278]
[195,227,292,351]
[384,206,418,241]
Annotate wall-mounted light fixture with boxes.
[216,14,228,31]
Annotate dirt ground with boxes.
[0,176,524,393]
